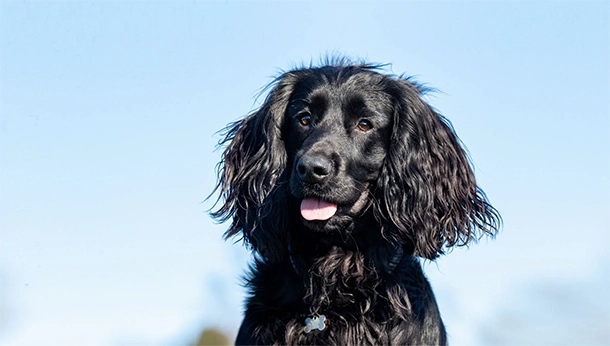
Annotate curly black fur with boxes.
[211,58,501,345]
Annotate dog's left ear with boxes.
[377,77,501,259]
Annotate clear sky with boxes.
[1,1,608,345]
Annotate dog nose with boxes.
[297,156,332,183]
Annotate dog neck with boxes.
[286,228,406,323]
[287,228,405,277]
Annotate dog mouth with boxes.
[298,186,371,223]
[300,198,338,221]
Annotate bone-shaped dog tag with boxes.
[304,315,326,333]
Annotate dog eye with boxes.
[357,120,372,132]
[298,114,312,126]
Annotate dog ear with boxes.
[211,74,297,261]
[377,77,501,259]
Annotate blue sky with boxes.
[1,1,608,345]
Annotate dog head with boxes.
[212,60,500,260]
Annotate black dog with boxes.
[212,59,500,345]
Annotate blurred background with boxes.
[1,1,608,345]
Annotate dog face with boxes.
[284,72,394,232]
[212,61,500,260]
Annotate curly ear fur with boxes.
[377,77,501,259]
[211,73,298,261]
[212,63,500,261]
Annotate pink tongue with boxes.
[300,198,338,221]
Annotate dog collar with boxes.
[288,242,403,334]
[385,243,404,274]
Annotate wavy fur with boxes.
[211,60,500,345]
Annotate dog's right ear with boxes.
[210,73,298,261]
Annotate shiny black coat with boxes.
[212,59,500,345]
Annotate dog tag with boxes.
[304,315,326,333]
